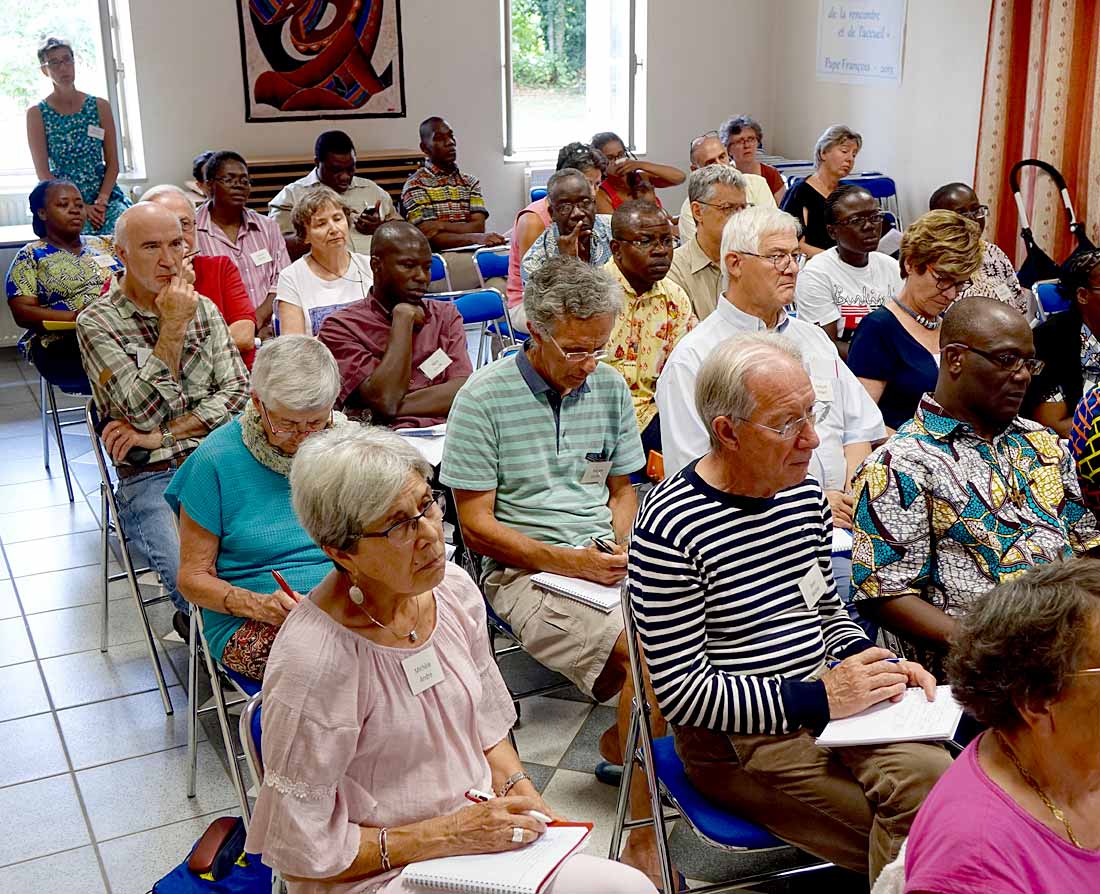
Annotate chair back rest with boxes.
[473,246,510,287]
[531,187,547,202]
[430,254,451,290]
[1035,280,1071,316]
[240,691,264,783]
[453,288,507,326]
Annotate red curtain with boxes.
[974,0,1100,266]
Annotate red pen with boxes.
[271,569,301,602]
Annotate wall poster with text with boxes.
[816,0,907,86]
[236,0,406,121]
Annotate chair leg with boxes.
[117,525,173,716]
[100,486,111,653]
[201,641,252,826]
[40,376,50,471]
[44,383,74,503]
[187,611,199,799]
[608,702,640,861]
[636,706,676,894]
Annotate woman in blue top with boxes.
[26,37,131,235]
[167,337,344,680]
[848,210,983,431]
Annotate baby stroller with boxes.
[1009,158,1097,289]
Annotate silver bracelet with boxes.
[498,771,531,797]
[378,827,391,872]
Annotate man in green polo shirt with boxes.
[441,256,663,883]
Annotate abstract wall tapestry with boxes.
[236,0,406,121]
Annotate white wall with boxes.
[767,0,993,225]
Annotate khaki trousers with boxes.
[674,725,952,882]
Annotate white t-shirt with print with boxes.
[795,247,903,333]
[274,253,374,335]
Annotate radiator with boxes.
[0,193,31,227]
[523,163,557,203]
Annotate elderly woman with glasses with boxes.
[929,182,1027,315]
[166,336,341,680]
[719,115,785,204]
[848,210,983,431]
[903,558,1100,891]
[244,425,656,894]
[783,124,863,258]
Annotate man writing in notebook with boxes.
[441,256,666,885]
[629,332,951,885]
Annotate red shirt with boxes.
[317,292,472,429]
[193,256,257,368]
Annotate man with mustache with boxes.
[317,221,470,427]
[604,200,694,457]
[851,295,1100,676]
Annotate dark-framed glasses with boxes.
[739,250,806,272]
[44,55,75,69]
[617,234,676,251]
[932,271,972,295]
[697,200,752,215]
[214,175,251,188]
[836,211,885,230]
[945,343,1045,375]
[735,400,830,440]
[357,490,446,547]
[554,197,595,217]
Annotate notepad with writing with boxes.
[816,685,963,747]
[401,822,592,893]
[530,572,621,613]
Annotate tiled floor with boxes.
[0,347,865,893]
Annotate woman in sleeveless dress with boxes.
[26,37,131,235]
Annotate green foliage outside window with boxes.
[512,0,586,89]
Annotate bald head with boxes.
[371,220,429,259]
[690,135,729,169]
[419,117,457,169]
[114,203,187,304]
[611,199,665,238]
[114,202,182,252]
[141,185,196,249]
[940,295,1028,349]
[370,220,432,310]
[929,182,977,213]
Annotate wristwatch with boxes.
[160,424,176,449]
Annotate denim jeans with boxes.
[113,467,187,612]
[832,551,879,642]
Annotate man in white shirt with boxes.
[268,130,399,259]
[658,206,885,626]
[678,133,775,243]
[794,185,903,359]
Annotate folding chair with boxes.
[530,187,548,202]
[454,289,518,367]
[430,253,452,291]
[609,582,832,893]
[1034,281,1070,319]
[85,400,174,716]
[33,321,93,502]
[187,609,258,827]
[473,246,510,288]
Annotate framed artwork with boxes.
[236,0,406,121]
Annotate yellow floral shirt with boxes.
[604,260,696,433]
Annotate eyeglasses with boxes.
[43,56,75,69]
[931,270,972,295]
[553,197,595,216]
[739,250,806,272]
[957,205,990,222]
[259,400,333,436]
[357,490,446,547]
[540,328,608,364]
[835,211,885,230]
[617,234,676,251]
[735,401,830,440]
[214,176,251,188]
[945,343,1045,375]
[728,134,760,147]
[697,200,752,215]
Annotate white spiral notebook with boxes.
[815,685,963,747]
[401,822,592,894]
[530,573,621,613]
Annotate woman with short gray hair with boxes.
[166,335,343,679]
[903,558,1100,889]
[719,114,785,203]
[783,124,863,257]
[244,425,656,894]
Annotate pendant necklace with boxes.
[349,584,421,643]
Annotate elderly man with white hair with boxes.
[77,202,249,633]
[667,164,749,319]
[142,184,257,365]
[677,131,775,244]
[442,255,667,884]
[631,331,951,884]
[657,205,884,629]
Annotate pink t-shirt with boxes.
[904,733,1100,893]
[506,198,552,308]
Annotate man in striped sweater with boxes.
[629,332,951,884]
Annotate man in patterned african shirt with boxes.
[851,297,1100,674]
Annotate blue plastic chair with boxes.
[608,582,832,893]
[436,288,518,367]
[473,246,510,287]
[530,187,547,202]
[430,253,451,291]
[1035,281,1071,317]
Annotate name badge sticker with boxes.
[812,378,834,403]
[418,348,453,380]
[135,346,153,369]
[250,248,273,267]
[92,254,117,268]
[798,562,828,610]
[87,124,105,140]
[402,645,444,696]
[580,460,612,486]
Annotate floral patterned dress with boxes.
[39,95,131,235]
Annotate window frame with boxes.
[500,0,646,158]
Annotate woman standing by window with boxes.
[26,36,131,235]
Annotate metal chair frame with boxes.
[38,372,88,503]
[84,400,174,715]
[430,253,453,291]
[431,288,518,368]
[473,245,510,289]
[239,691,291,894]
[609,582,832,893]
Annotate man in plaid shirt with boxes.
[77,203,248,625]
[401,117,506,252]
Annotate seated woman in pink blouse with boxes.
[903,558,1100,893]
[245,425,655,894]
